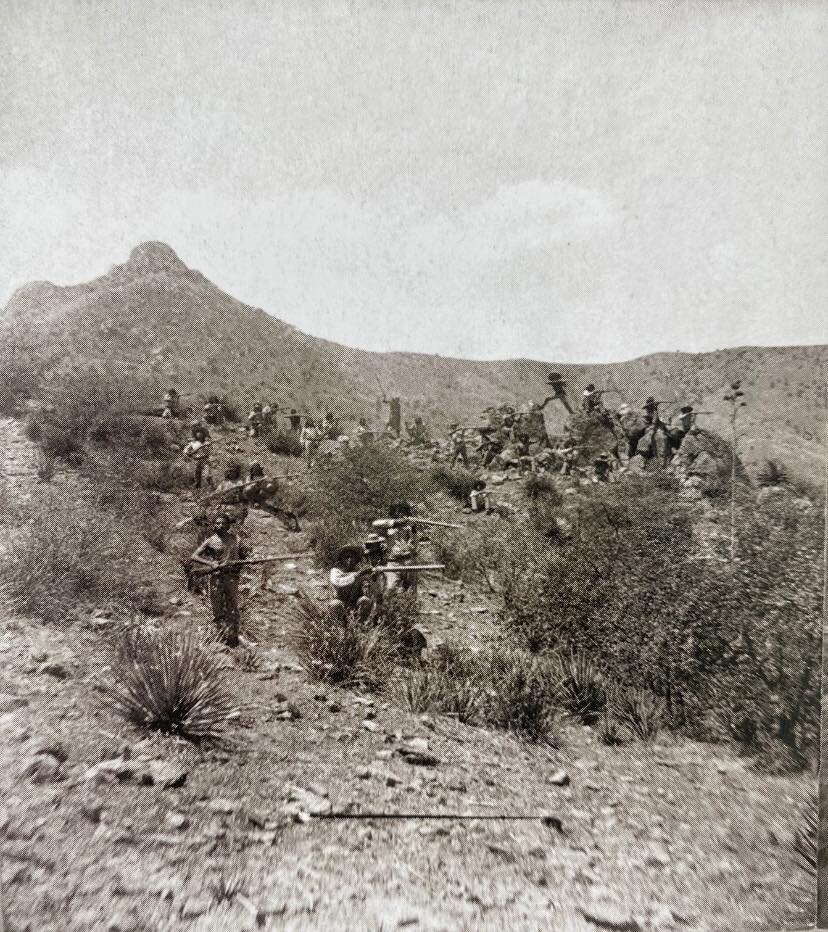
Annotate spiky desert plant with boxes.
[613,687,665,743]
[289,589,394,691]
[102,626,242,742]
[554,650,606,725]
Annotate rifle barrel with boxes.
[410,518,462,529]
[374,564,445,573]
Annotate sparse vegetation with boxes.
[0,495,164,623]
[102,626,242,742]
[427,464,478,502]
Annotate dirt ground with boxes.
[0,417,816,931]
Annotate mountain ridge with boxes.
[3,242,826,477]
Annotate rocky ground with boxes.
[0,417,816,931]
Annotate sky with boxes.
[1,0,826,363]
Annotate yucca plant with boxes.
[398,644,485,723]
[102,626,242,742]
[554,650,606,725]
[613,687,665,743]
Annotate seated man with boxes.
[328,545,377,623]
[469,479,489,513]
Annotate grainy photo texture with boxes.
[0,2,825,931]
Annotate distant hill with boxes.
[3,241,826,478]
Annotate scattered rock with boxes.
[38,661,69,679]
[487,843,516,863]
[398,745,439,767]
[547,769,570,786]
[283,786,332,818]
[165,812,189,830]
[373,768,403,787]
[581,903,641,931]
[361,720,380,733]
[645,847,671,868]
[0,694,28,712]
[82,758,141,786]
[31,741,68,763]
[148,761,188,789]
[21,755,64,783]
[207,798,237,815]
[181,897,212,919]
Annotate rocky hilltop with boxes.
[3,242,826,476]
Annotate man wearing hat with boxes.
[668,405,696,450]
[448,422,469,467]
[328,544,377,623]
[581,384,603,414]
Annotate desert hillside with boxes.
[3,242,826,478]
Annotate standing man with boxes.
[183,427,212,489]
[668,405,695,451]
[287,409,303,433]
[448,423,469,467]
[247,402,264,437]
[191,514,250,646]
[300,418,322,469]
[162,389,180,419]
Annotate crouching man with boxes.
[327,544,377,624]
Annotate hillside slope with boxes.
[3,242,826,476]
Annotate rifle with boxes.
[372,518,462,530]
[359,564,446,575]
[198,474,302,504]
[193,554,308,576]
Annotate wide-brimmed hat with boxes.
[680,405,694,414]
[335,544,364,563]
[643,397,657,408]
[584,383,596,392]
[363,534,385,549]
[546,372,566,385]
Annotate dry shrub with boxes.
[267,432,303,457]
[102,626,242,742]
[427,464,478,502]
[289,589,394,691]
[0,499,162,623]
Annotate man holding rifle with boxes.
[191,514,250,646]
[191,514,307,645]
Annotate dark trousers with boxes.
[209,573,240,645]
